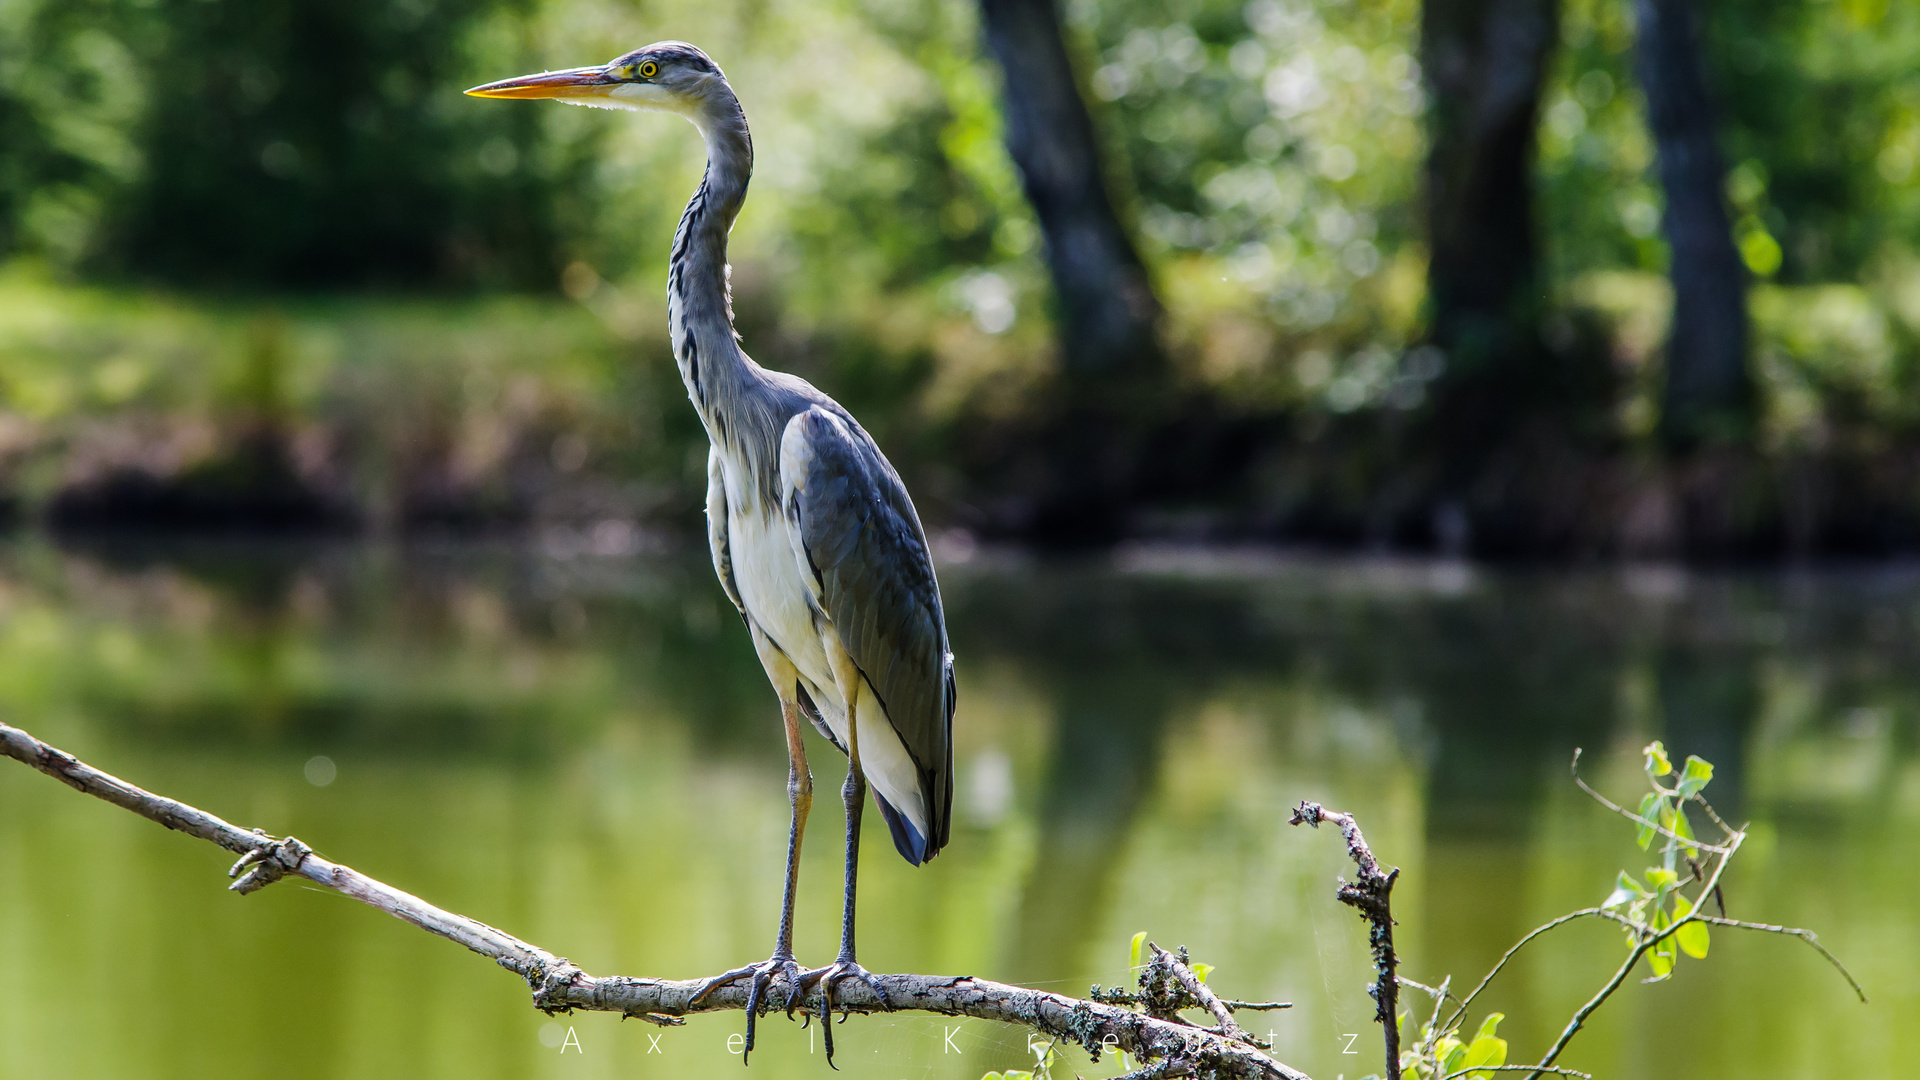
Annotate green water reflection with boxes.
[1,541,1914,1079]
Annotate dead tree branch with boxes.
[1149,941,1251,1043]
[1289,801,1400,1080]
[1,722,1309,1079]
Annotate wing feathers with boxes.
[779,407,953,861]
[705,447,748,623]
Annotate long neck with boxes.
[669,87,755,423]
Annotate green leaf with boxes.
[1438,1038,1467,1075]
[1674,896,1711,959]
[1647,946,1674,979]
[1602,870,1644,909]
[1474,1012,1505,1041]
[1463,1033,1508,1078]
[1644,740,1672,777]
[1129,931,1147,972]
[1670,805,1696,846]
[1191,962,1213,984]
[1677,756,1714,799]
[1646,909,1675,979]
[1644,867,1677,891]
[1636,793,1661,850]
[1679,920,1713,960]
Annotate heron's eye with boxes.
[637,60,659,79]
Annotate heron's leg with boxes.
[770,698,815,970]
[693,698,813,1061]
[799,697,891,1065]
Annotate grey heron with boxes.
[467,43,955,1063]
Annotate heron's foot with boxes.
[798,958,891,1067]
[692,953,807,1063]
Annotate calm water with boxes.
[0,539,1914,1080]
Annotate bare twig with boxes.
[1397,975,1457,1006]
[1150,941,1251,1044]
[1694,916,1866,1002]
[1113,1058,1198,1080]
[1091,983,1289,1029]
[1442,908,1634,1034]
[1289,801,1400,1080]
[1690,795,1737,838]
[1403,973,1455,1050]
[0,723,1308,1080]
[1568,749,1733,854]
[1443,1060,1589,1068]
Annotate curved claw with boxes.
[798,960,890,1067]
[692,955,806,1064]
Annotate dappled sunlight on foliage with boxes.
[1074,0,1427,405]
[2,0,1920,549]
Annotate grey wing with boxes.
[705,446,748,623]
[779,406,954,862]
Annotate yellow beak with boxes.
[465,66,617,100]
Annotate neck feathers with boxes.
[669,83,754,421]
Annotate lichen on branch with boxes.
[0,722,1308,1080]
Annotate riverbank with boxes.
[4,264,1919,558]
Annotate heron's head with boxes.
[465,42,731,118]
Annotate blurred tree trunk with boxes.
[1635,0,1751,450]
[976,0,1163,382]
[1419,0,1561,506]
[1421,0,1558,385]
[974,0,1172,543]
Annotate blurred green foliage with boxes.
[0,0,592,287]
[1,0,1919,542]
[1074,0,1427,402]
[7,0,1920,312]
[1706,0,1920,285]
[1541,0,1920,289]
[0,264,694,526]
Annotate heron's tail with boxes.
[873,789,943,866]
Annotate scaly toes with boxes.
[836,964,889,1011]
[799,960,890,1066]
[776,959,810,1018]
[691,963,758,1006]
[693,956,807,1064]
